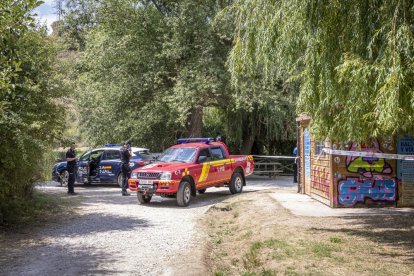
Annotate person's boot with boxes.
[122,191,131,196]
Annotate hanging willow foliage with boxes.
[229,0,414,142]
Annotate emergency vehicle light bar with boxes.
[177,138,214,144]
[105,143,122,147]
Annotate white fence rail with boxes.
[252,155,296,178]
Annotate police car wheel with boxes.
[117,173,123,188]
[177,181,191,207]
[198,189,206,194]
[60,170,69,187]
[137,192,152,204]
[229,172,244,194]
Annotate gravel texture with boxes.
[0,176,295,276]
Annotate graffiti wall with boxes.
[337,178,396,206]
[312,165,330,199]
[332,139,397,207]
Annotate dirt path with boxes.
[0,176,295,275]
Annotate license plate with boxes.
[139,179,153,185]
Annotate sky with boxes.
[33,0,59,34]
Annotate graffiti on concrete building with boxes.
[346,140,392,178]
[338,177,396,206]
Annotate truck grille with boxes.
[136,172,161,179]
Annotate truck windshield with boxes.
[157,148,196,163]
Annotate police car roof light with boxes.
[177,138,214,144]
[105,143,122,147]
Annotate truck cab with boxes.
[128,138,254,206]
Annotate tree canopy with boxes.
[71,0,297,152]
[229,0,414,142]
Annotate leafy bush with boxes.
[0,0,65,225]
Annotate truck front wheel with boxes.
[137,192,152,204]
[177,181,191,207]
[229,172,244,194]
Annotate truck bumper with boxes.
[129,179,180,194]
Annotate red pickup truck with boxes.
[128,138,254,206]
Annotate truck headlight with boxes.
[131,172,138,179]
[160,172,171,180]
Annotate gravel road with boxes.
[0,176,295,276]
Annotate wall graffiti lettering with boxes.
[346,140,392,178]
[311,166,330,197]
[338,177,396,206]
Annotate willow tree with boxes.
[229,0,414,142]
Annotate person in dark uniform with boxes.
[66,142,78,195]
[120,141,131,196]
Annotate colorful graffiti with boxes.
[346,140,392,178]
[338,177,396,206]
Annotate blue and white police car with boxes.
[52,144,152,187]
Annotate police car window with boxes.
[90,150,104,160]
[103,150,120,160]
[79,152,91,161]
[133,151,152,160]
[210,147,225,160]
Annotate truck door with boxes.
[195,147,214,187]
[99,150,121,183]
[209,146,232,182]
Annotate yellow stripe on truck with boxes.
[199,163,210,182]
[210,159,235,167]
[198,159,235,183]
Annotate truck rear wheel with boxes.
[177,181,191,207]
[137,192,152,204]
[229,172,244,194]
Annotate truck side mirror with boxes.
[198,156,207,163]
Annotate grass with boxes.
[310,242,333,258]
[204,192,414,276]
[329,236,343,243]
[1,190,74,230]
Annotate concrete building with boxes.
[296,113,414,207]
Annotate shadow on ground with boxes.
[49,212,151,237]
[311,213,414,263]
[0,243,122,275]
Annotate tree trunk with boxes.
[240,114,257,154]
[240,132,255,154]
[187,106,203,138]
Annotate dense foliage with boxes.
[229,0,414,142]
[0,0,65,224]
[66,0,297,153]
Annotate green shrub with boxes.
[0,1,65,225]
